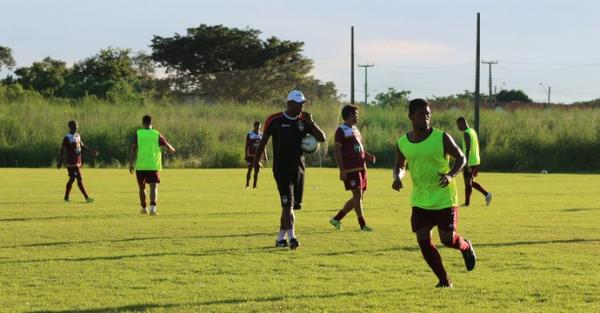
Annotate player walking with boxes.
[57,120,97,202]
[245,121,267,188]
[329,105,375,231]
[252,90,326,249]
[456,117,492,207]
[392,99,476,287]
[128,115,175,215]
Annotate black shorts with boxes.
[66,167,82,179]
[411,206,458,232]
[136,171,160,184]
[274,171,304,208]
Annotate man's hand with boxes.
[129,164,135,174]
[339,171,347,181]
[90,149,99,157]
[56,162,62,169]
[366,153,376,164]
[438,173,453,188]
[392,179,403,191]
[303,111,315,125]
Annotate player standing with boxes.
[57,120,97,202]
[456,117,492,207]
[392,99,476,288]
[252,90,326,249]
[329,105,375,231]
[128,115,175,215]
[245,121,267,188]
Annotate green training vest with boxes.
[397,128,458,210]
[462,127,481,166]
[136,129,162,171]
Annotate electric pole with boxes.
[474,13,481,134]
[481,60,498,107]
[350,26,355,105]
[358,64,374,105]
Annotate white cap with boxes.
[287,90,306,103]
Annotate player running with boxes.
[245,121,267,188]
[329,105,375,231]
[57,120,97,203]
[252,90,326,249]
[128,115,175,215]
[392,99,476,288]
[456,117,492,207]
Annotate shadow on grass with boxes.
[29,288,404,313]
[0,213,133,223]
[560,208,600,212]
[477,238,600,248]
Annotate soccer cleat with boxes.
[460,203,470,208]
[329,218,342,230]
[275,239,288,248]
[435,281,453,288]
[485,192,493,206]
[360,225,373,232]
[289,238,300,250]
[293,203,302,210]
[85,197,94,203]
[462,239,476,271]
[64,199,70,203]
[140,207,149,214]
[149,205,158,216]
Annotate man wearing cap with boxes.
[252,90,326,249]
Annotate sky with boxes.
[2,0,600,104]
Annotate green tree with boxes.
[0,45,16,71]
[150,24,315,102]
[14,57,69,97]
[497,89,532,103]
[373,88,410,107]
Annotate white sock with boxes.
[277,230,286,241]
[287,228,296,240]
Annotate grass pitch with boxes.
[0,168,599,312]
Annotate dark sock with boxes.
[472,182,488,195]
[150,202,156,206]
[418,239,450,284]
[334,210,348,221]
[64,183,73,200]
[77,181,89,199]
[358,217,366,228]
[141,202,147,209]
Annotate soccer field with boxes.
[0,168,598,313]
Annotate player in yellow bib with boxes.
[456,117,492,207]
[392,99,476,288]
[128,115,175,215]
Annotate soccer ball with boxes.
[301,134,319,153]
[541,169,549,174]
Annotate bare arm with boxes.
[392,144,407,191]
[253,132,271,171]
[128,144,137,174]
[439,133,466,187]
[463,132,471,170]
[80,141,98,157]
[334,143,345,181]
[303,112,326,142]
[244,136,250,158]
[57,146,65,169]
[164,141,176,153]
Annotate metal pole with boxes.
[481,60,498,107]
[548,86,551,106]
[351,26,355,105]
[475,13,480,134]
[358,64,374,105]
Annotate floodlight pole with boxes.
[358,64,374,105]
[351,26,355,105]
[474,13,481,134]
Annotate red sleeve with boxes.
[334,128,344,144]
[263,113,281,137]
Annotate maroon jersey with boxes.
[335,123,366,172]
[62,132,82,167]
[245,131,262,158]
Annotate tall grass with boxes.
[1,96,600,171]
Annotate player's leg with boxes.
[149,182,158,215]
[292,171,304,210]
[275,174,293,247]
[462,169,473,206]
[413,207,452,287]
[246,163,252,188]
[330,197,353,230]
[353,171,370,231]
[64,169,75,201]
[438,207,476,271]
[74,168,91,201]
[136,172,148,214]
[470,167,492,205]
[252,165,260,188]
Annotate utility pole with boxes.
[350,26,355,105]
[481,60,498,107]
[474,13,481,134]
[539,83,551,107]
[358,64,374,105]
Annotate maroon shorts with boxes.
[136,171,160,184]
[344,170,367,191]
[66,167,82,178]
[411,206,458,232]
[465,165,480,177]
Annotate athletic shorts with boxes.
[274,171,304,208]
[66,167,82,178]
[411,206,458,232]
[344,170,367,191]
[465,165,480,177]
[136,171,160,184]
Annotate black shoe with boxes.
[289,238,300,250]
[275,239,288,248]
[462,239,476,271]
[436,281,453,288]
[293,203,302,210]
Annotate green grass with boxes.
[0,168,598,312]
